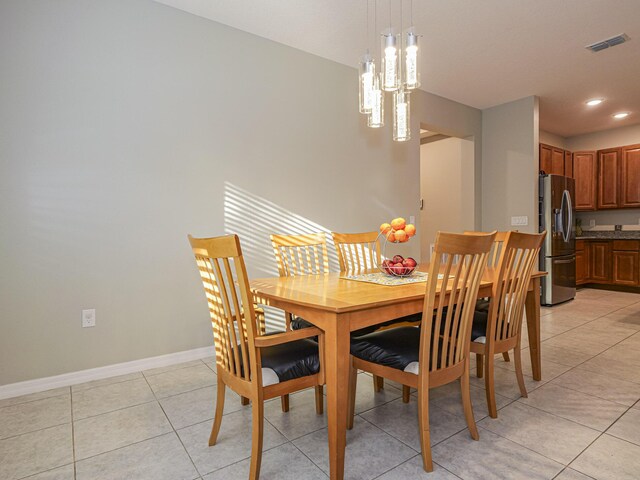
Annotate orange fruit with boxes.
[390,217,406,231]
[380,223,392,234]
[405,224,416,237]
[394,229,408,243]
[386,230,397,242]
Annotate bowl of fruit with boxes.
[376,217,419,277]
[380,255,418,277]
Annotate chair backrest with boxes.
[270,232,330,277]
[421,231,496,374]
[188,234,258,385]
[331,231,381,274]
[487,231,546,343]
[464,230,514,267]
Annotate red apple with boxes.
[393,262,406,275]
[403,257,417,268]
[392,255,404,264]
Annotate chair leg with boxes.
[281,394,290,413]
[461,359,479,440]
[417,385,433,472]
[240,396,250,406]
[347,359,358,430]
[373,375,384,392]
[314,386,324,415]
[484,351,498,418]
[249,399,264,480]
[502,351,510,362]
[209,380,226,446]
[514,345,528,398]
[402,385,411,403]
[476,353,483,378]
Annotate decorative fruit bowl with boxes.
[376,217,419,277]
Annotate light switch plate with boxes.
[510,216,529,226]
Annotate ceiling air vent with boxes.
[586,33,630,52]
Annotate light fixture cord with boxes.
[410,0,413,26]
[366,0,369,54]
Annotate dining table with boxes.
[250,268,545,480]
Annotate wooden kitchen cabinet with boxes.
[621,144,640,208]
[573,151,597,210]
[551,147,565,175]
[576,240,589,285]
[612,240,640,286]
[589,241,611,283]
[564,150,573,178]
[540,144,552,174]
[597,148,621,209]
[539,143,566,175]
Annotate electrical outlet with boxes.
[409,215,415,225]
[82,309,96,328]
[589,220,596,227]
[510,216,529,226]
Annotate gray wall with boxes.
[481,96,539,233]
[0,0,483,385]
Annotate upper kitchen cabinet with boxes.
[539,143,565,175]
[621,144,640,208]
[564,150,573,178]
[573,151,597,210]
[597,148,621,209]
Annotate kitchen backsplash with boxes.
[576,209,640,231]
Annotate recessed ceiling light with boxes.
[586,98,604,106]
[613,112,630,119]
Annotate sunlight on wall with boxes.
[223,182,341,331]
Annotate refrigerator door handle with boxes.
[553,257,576,264]
[561,189,570,243]
[566,189,574,241]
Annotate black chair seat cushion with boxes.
[471,309,489,342]
[292,313,423,337]
[475,298,491,312]
[350,326,447,372]
[261,337,321,382]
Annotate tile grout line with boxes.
[70,386,77,480]
[141,369,202,478]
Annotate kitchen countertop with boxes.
[577,231,640,240]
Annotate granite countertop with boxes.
[577,231,640,240]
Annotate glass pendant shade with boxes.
[404,30,420,90]
[359,54,376,114]
[368,74,384,128]
[393,88,410,141]
[381,31,400,92]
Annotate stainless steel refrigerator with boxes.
[539,174,576,306]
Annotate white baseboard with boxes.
[0,345,215,401]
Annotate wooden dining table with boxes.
[250,268,545,480]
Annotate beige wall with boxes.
[566,123,640,151]
[0,0,483,385]
[420,137,475,260]
[481,96,539,233]
[539,130,566,149]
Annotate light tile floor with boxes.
[1,288,640,479]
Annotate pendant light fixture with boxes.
[358,0,419,141]
[403,0,420,90]
[359,1,376,114]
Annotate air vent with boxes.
[586,33,630,52]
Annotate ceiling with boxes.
[155,0,640,138]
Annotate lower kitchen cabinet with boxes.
[590,241,611,283]
[578,239,640,287]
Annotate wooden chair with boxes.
[188,234,325,480]
[470,231,545,418]
[270,232,328,413]
[465,230,515,364]
[332,231,421,398]
[332,231,381,275]
[348,231,496,472]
